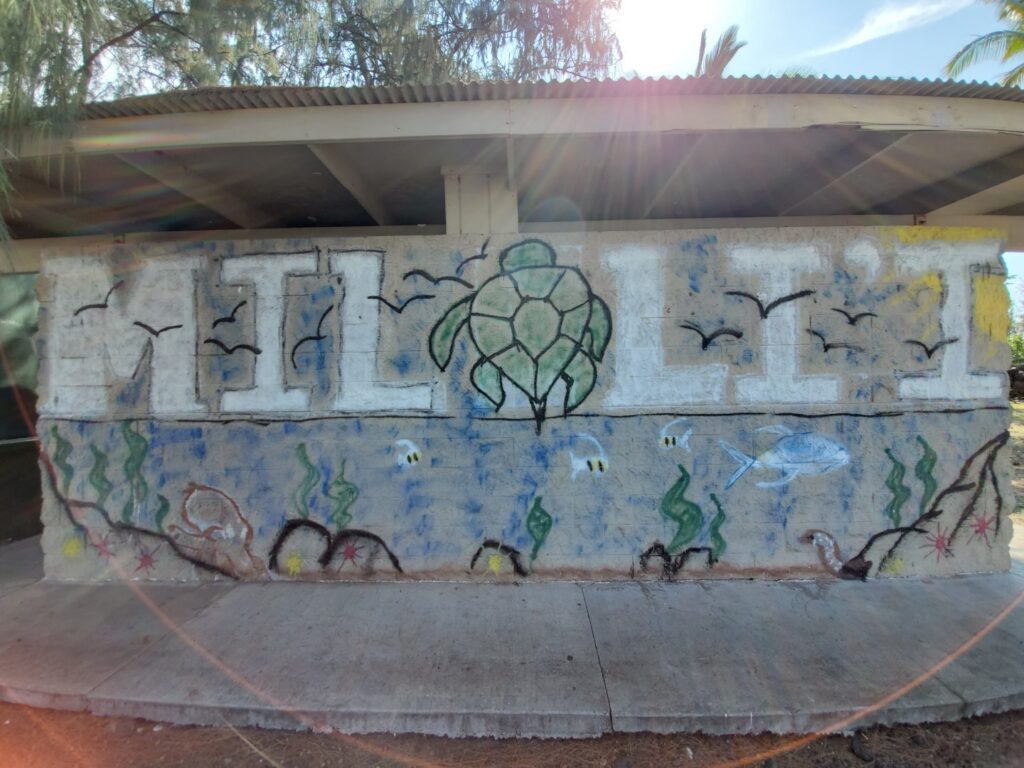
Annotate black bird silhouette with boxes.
[212,300,247,328]
[904,337,959,359]
[367,294,436,313]
[204,339,261,355]
[403,269,473,289]
[808,329,864,353]
[678,322,744,349]
[455,237,490,276]
[726,289,815,319]
[73,280,124,317]
[291,305,334,370]
[132,321,182,337]
[831,307,877,325]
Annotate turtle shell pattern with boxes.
[468,265,593,403]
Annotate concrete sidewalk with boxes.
[0,536,1022,738]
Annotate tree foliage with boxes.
[0,0,621,237]
[945,0,1024,86]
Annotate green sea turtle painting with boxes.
[429,239,612,433]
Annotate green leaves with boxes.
[87,443,112,512]
[120,421,148,524]
[292,443,320,519]
[50,425,73,495]
[915,437,938,517]
[526,496,552,562]
[661,464,704,555]
[325,459,359,531]
[883,448,911,528]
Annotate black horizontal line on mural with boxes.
[327,248,387,255]
[43,404,1010,427]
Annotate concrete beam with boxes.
[117,151,271,229]
[931,173,1024,215]
[16,94,1024,158]
[757,133,909,216]
[308,144,395,226]
[873,147,1024,215]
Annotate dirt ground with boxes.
[2,699,1024,768]
[3,409,1024,767]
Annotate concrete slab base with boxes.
[0,537,1022,738]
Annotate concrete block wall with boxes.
[35,227,1013,582]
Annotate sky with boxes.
[610,0,1023,318]
[608,0,1007,82]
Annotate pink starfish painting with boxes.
[920,524,952,562]
[93,534,114,559]
[969,513,997,548]
[135,544,160,575]
[339,540,362,566]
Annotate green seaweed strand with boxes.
[526,496,553,562]
[915,436,938,516]
[325,459,358,530]
[661,465,704,555]
[708,493,727,559]
[120,421,149,524]
[883,449,911,527]
[88,445,113,513]
[50,426,73,495]
[293,443,320,519]
[154,494,170,533]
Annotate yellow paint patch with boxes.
[889,271,943,323]
[61,536,84,559]
[974,273,1011,362]
[487,553,503,574]
[285,551,303,577]
[882,556,904,577]
[879,226,1004,245]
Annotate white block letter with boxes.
[329,250,433,411]
[220,252,317,412]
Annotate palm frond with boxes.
[1001,59,1024,85]
[695,28,706,77]
[944,29,1023,77]
[699,24,746,78]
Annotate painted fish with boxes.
[658,417,693,451]
[394,439,422,468]
[719,426,849,489]
[570,433,608,480]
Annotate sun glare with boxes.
[608,0,723,77]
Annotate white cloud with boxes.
[800,0,973,59]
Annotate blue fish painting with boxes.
[720,426,849,489]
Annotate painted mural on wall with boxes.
[35,227,1014,582]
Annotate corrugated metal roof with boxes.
[83,76,1024,119]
